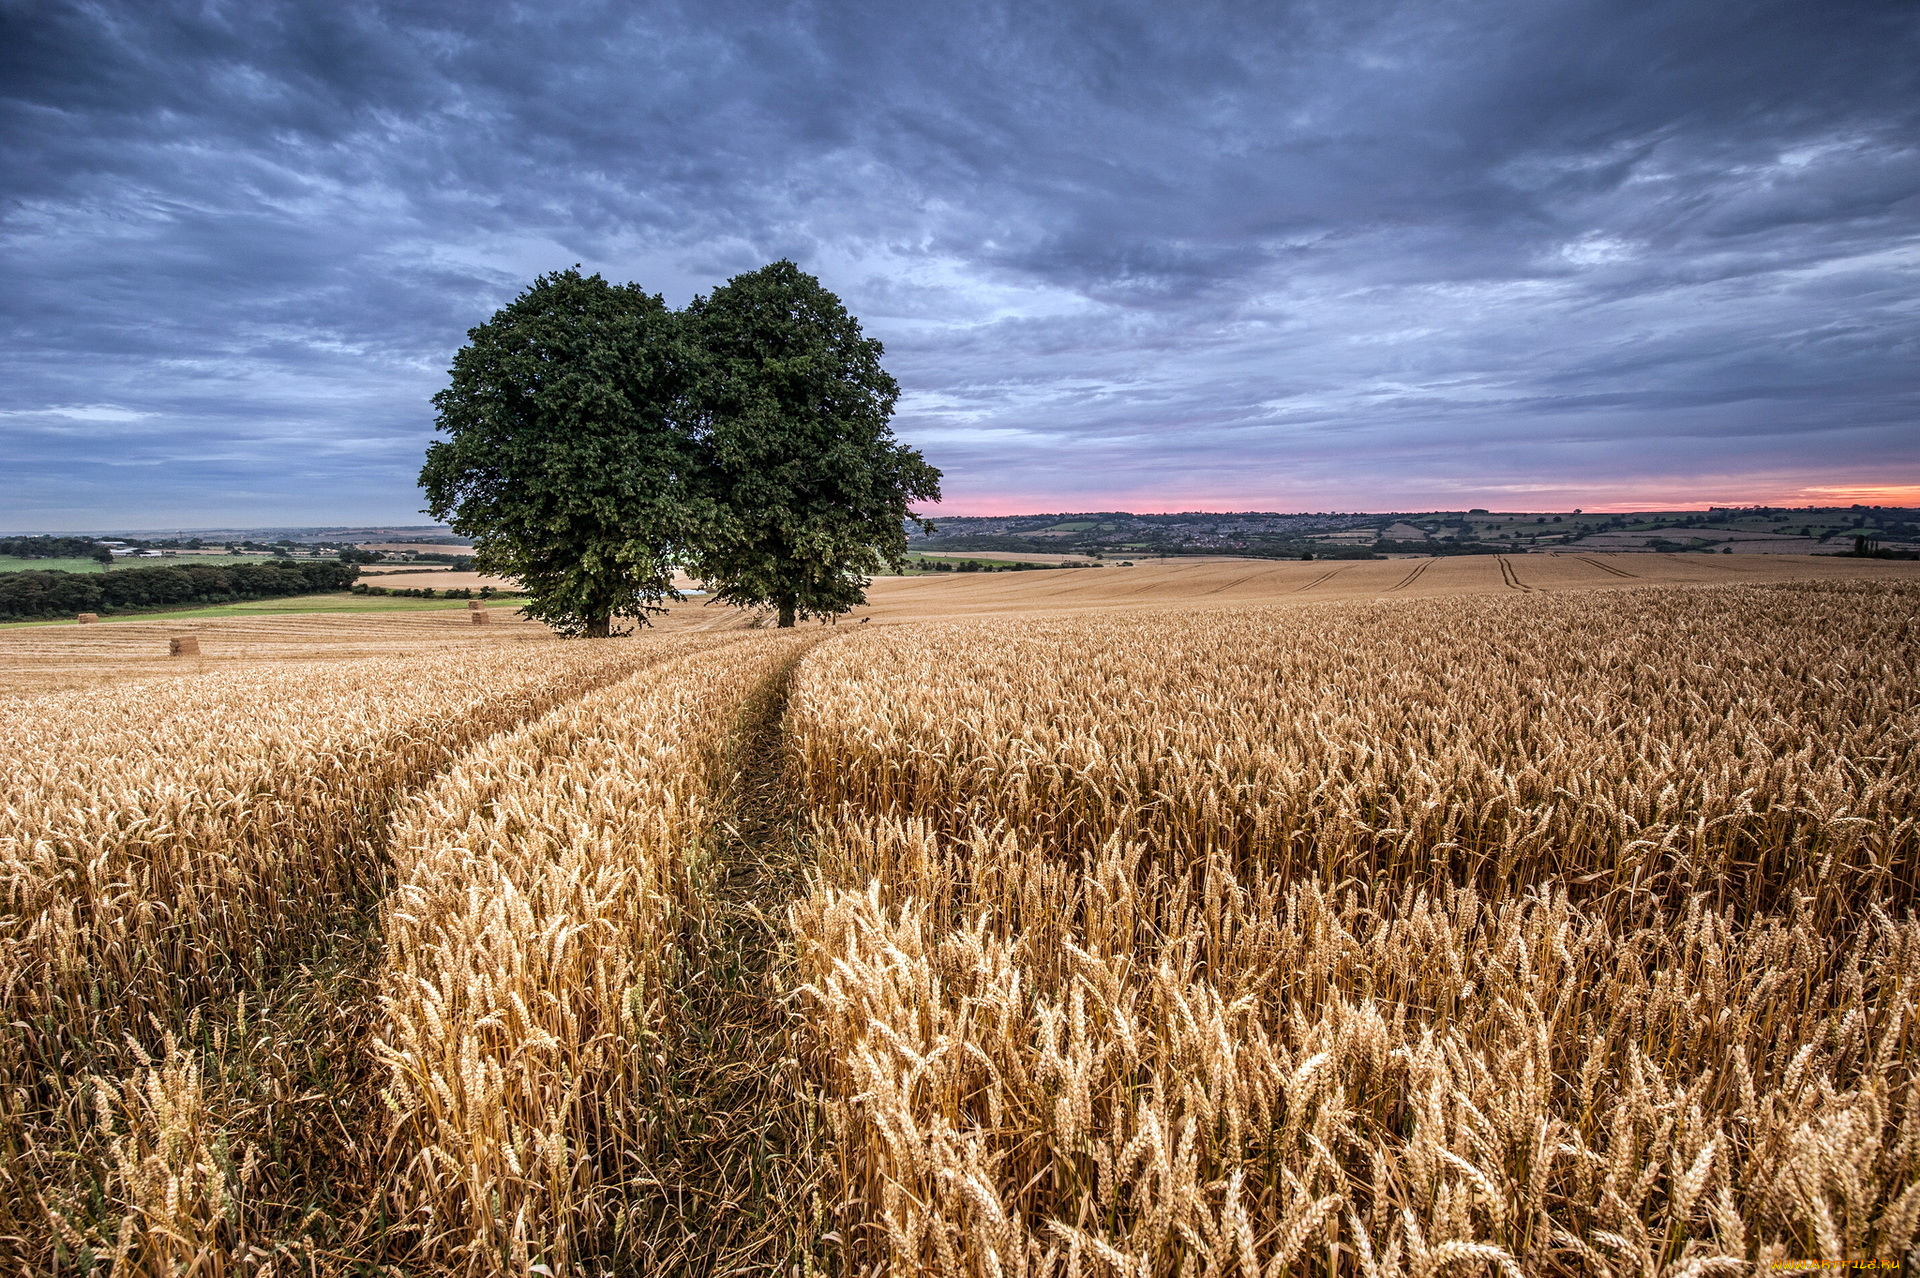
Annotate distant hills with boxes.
[911,507,1920,559]
[11,507,1918,560]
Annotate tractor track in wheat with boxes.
[1293,564,1353,592]
[623,635,834,1276]
[1497,555,1533,590]
[1387,558,1435,591]
[1579,554,1639,579]
[4,636,736,1272]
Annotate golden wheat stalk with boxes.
[374,633,810,1275]
[785,582,1919,1275]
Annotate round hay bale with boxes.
[76,613,99,624]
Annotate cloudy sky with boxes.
[2,0,1916,528]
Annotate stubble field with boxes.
[1,554,1916,1276]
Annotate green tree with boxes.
[419,269,707,636]
[685,261,942,627]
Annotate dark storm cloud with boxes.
[2,0,1916,527]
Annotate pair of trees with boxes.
[419,262,941,634]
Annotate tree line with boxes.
[0,535,114,564]
[420,261,942,636]
[0,560,359,623]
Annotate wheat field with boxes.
[1,561,1915,1275]
[786,582,1919,1276]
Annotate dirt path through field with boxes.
[624,636,832,1275]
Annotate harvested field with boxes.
[353,569,521,589]
[1,561,1916,1275]
[907,550,1103,564]
[850,549,1920,620]
[348,542,477,556]
[358,569,703,592]
[3,554,1910,696]
[0,599,751,693]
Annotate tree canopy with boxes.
[418,260,936,637]
[419,269,709,637]
[686,261,943,627]
[420,262,938,634]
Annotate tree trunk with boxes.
[777,596,796,629]
[585,614,611,638]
